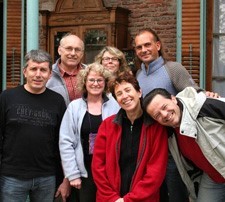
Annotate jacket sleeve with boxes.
[199,98,225,119]
[92,119,121,202]
[59,102,82,181]
[165,61,200,92]
[123,123,168,202]
[55,97,67,187]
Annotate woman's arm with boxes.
[59,103,81,181]
[92,119,121,202]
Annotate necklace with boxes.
[87,101,102,154]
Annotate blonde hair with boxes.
[77,62,112,95]
[95,46,130,74]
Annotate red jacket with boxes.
[92,110,168,202]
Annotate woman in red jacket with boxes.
[92,71,168,202]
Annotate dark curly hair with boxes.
[108,71,141,100]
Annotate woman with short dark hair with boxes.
[92,71,168,202]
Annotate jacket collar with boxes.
[52,58,86,75]
[81,93,109,104]
[176,87,206,120]
[141,56,165,75]
[113,108,154,126]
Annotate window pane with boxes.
[84,29,107,64]
[214,1,225,33]
[212,0,225,96]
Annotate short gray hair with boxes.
[24,49,52,70]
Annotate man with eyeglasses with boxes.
[47,33,86,201]
[47,33,86,106]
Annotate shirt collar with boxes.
[58,60,82,77]
[141,56,165,75]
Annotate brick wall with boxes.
[39,0,177,60]
[104,0,177,60]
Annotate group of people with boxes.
[0,28,225,202]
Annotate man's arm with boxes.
[55,178,71,202]
[55,96,70,202]
[166,62,220,98]
[165,61,200,92]
[199,98,225,119]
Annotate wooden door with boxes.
[40,0,129,64]
[81,25,110,64]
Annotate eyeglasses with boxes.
[102,57,119,62]
[61,46,83,53]
[87,78,105,84]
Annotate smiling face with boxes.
[114,81,142,112]
[134,31,161,67]
[86,70,105,97]
[146,94,181,128]
[101,51,120,73]
[58,35,84,70]
[23,60,51,94]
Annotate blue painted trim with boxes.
[200,0,206,88]
[26,0,39,52]
[21,0,25,84]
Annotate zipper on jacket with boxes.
[130,125,133,132]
